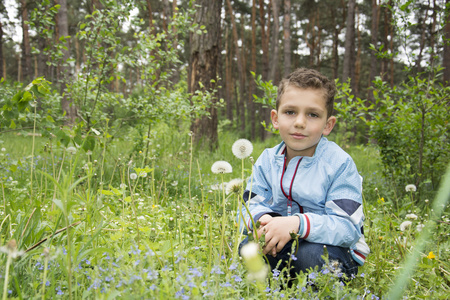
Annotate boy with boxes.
[239,68,369,279]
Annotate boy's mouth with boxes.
[291,133,306,139]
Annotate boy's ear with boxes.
[322,116,336,136]
[271,109,279,129]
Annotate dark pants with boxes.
[239,237,359,280]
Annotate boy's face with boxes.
[271,86,336,160]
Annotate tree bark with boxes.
[269,0,280,82]
[56,0,76,124]
[259,0,271,140]
[283,0,291,77]
[444,0,450,85]
[368,0,379,100]
[343,0,356,91]
[0,19,4,80]
[225,27,233,121]
[20,0,32,82]
[226,0,246,133]
[249,0,257,137]
[188,0,222,149]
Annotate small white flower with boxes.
[171,181,178,187]
[405,184,417,192]
[66,146,77,155]
[139,171,147,178]
[211,161,233,174]
[416,224,425,232]
[86,150,92,156]
[1,148,5,152]
[232,139,253,159]
[405,213,418,220]
[226,178,244,195]
[120,183,127,189]
[400,221,412,231]
[130,173,138,180]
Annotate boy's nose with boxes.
[294,115,306,128]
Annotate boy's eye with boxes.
[309,113,319,118]
[285,110,295,115]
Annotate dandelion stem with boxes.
[2,255,11,300]
[41,254,49,300]
[188,132,193,201]
[29,101,37,205]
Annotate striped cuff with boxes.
[351,249,367,265]
[295,213,311,239]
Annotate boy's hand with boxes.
[258,216,300,257]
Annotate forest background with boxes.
[0,0,449,299]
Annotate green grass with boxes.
[0,127,449,299]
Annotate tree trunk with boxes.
[283,0,291,77]
[429,0,437,68]
[269,0,280,82]
[225,27,233,121]
[343,0,356,91]
[188,0,222,149]
[146,0,155,35]
[259,0,271,140]
[249,0,257,138]
[0,19,4,80]
[354,6,362,96]
[226,0,246,133]
[56,0,76,124]
[444,0,450,85]
[20,0,32,82]
[368,0,379,100]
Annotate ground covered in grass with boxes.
[0,128,449,299]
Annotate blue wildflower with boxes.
[290,254,298,261]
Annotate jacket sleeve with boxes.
[238,151,280,234]
[295,157,365,248]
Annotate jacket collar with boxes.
[274,136,328,168]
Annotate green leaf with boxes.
[101,190,115,196]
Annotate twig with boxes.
[25,221,82,253]
[21,208,37,238]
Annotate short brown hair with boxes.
[276,68,336,117]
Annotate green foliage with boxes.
[0,77,62,135]
[251,72,278,134]
[0,129,448,299]
[367,72,449,198]
[334,70,450,200]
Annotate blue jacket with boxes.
[239,137,370,265]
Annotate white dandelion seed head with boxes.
[120,183,127,189]
[232,139,253,159]
[226,178,244,195]
[1,148,5,152]
[130,173,138,180]
[171,181,178,187]
[406,213,418,220]
[66,146,77,155]
[211,161,233,174]
[400,221,412,231]
[416,224,425,232]
[405,184,417,192]
[241,242,259,260]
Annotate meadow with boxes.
[0,125,449,299]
